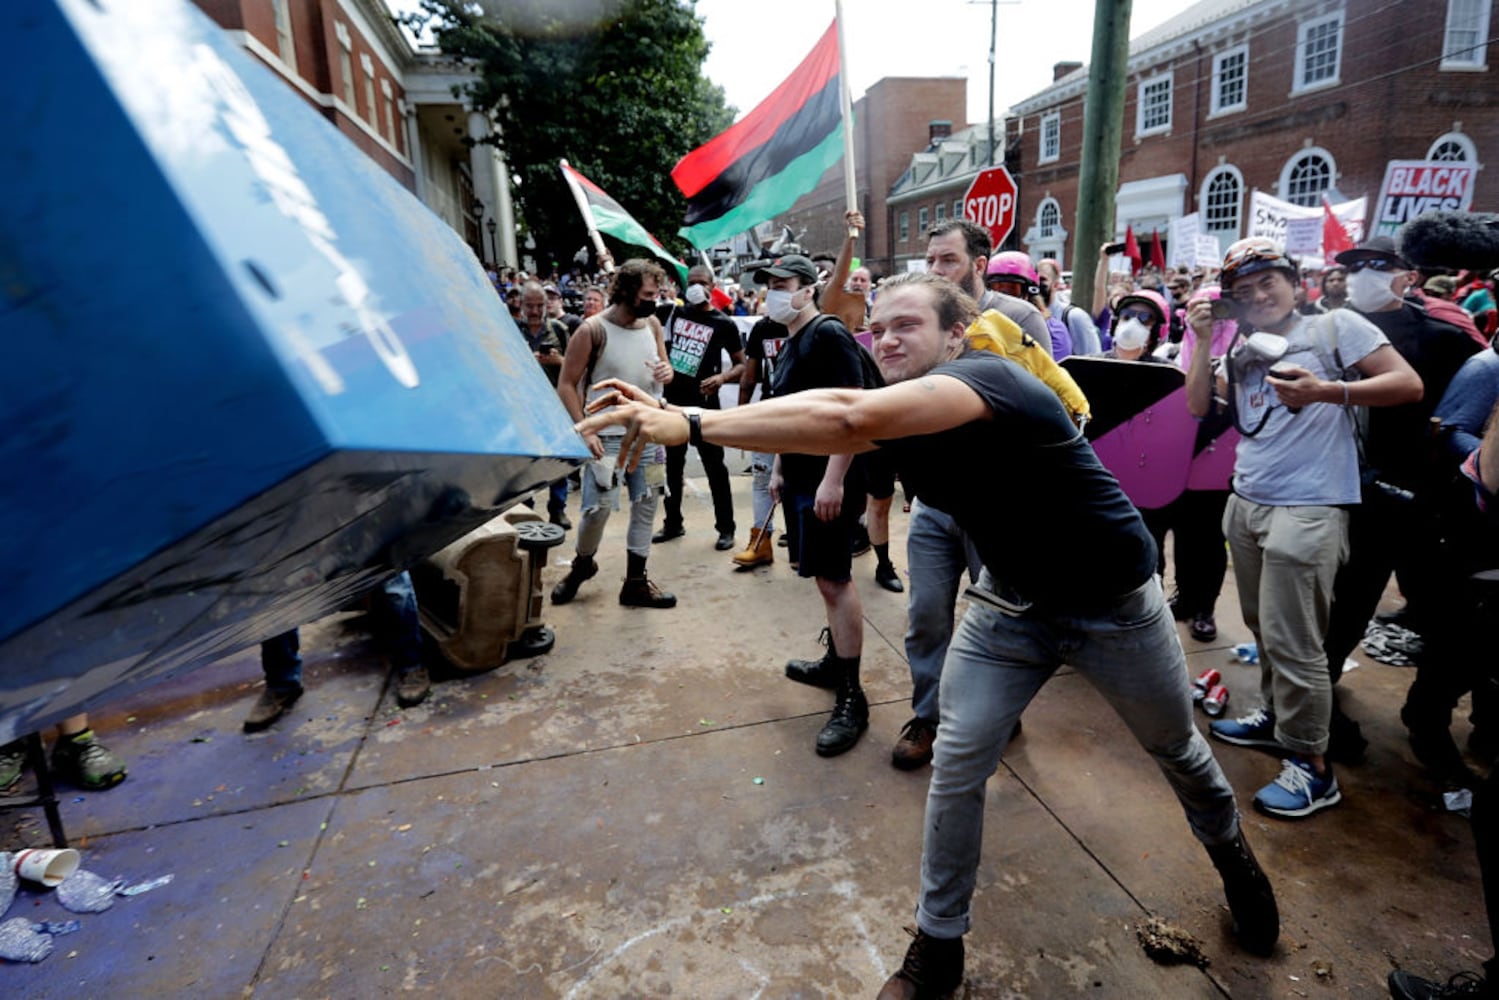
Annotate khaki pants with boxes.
[1223,495,1349,756]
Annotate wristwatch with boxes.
[682,406,704,448]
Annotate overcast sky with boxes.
[388,0,1190,124]
[696,0,1188,124]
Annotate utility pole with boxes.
[969,1,1019,166]
[988,0,997,165]
[1072,0,1132,316]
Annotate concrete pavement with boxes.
[0,456,1489,997]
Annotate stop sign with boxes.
[964,167,1018,249]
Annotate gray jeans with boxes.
[904,500,983,722]
[1222,495,1348,756]
[916,571,1241,939]
[577,435,662,560]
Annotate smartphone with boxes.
[1267,362,1301,381]
[1104,242,1127,255]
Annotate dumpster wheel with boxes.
[508,625,556,659]
[514,521,566,552]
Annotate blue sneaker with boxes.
[1253,758,1341,819]
[1209,707,1282,749]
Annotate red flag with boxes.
[1322,196,1354,265]
[710,286,734,311]
[1124,225,1142,273]
[1150,228,1167,271]
[671,20,844,249]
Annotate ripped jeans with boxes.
[750,451,776,533]
[577,434,664,559]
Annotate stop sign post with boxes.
[964,166,1017,250]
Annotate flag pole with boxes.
[834,1,858,239]
[559,159,615,273]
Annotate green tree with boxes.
[405,0,735,274]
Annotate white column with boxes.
[467,111,497,262]
[404,103,426,204]
[492,149,518,268]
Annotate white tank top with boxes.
[587,315,661,436]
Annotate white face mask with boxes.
[765,288,805,324]
[1114,317,1150,352]
[1347,269,1401,312]
[685,283,709,306]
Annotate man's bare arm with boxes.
[580,373,991,464]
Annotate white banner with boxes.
[1372,160,1478,236]
[1169,213,1200,268]
[1284,216,1323,257]
[1196,235,1223,268]
[1249,190,1366,246]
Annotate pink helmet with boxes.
[1115,289,1169,328]
[986,251,1040,283]
[985,252,1041,296]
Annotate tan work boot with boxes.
[732,528,774,569]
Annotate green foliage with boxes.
[404,0,735,272]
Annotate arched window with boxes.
[1279,148,1336,207]
[1201,165,1243,238]
[1038,198,1060,238]
[1427,131,1478,162]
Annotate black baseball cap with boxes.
[1335,235,1410,269]
[753,254,818,284]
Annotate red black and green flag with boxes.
[559,161,689,284]
[672,20,845,250]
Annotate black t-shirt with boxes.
[877,349,1157,607]
[745,318,790,397]
[659,304,742,407]
[771,314,866,493]
[1363,301,1481,490]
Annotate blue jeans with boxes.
[260,572,422,691]
[915,571,1241,939]
[903,500,983,722]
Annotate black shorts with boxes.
[860,449,896,501]
[786,490,861,582]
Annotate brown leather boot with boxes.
[732,528,774,569]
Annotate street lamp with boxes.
[486,217,498,268]
[471,198,485,262]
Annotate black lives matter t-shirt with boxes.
[771,314,866,495]
[877,349,1157,608]
[660,304,742,407]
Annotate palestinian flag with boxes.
[672,20,844,249]
[559,161,688,284]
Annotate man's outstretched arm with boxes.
[578,374,990,467]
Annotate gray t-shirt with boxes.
[1229,309,1387,506]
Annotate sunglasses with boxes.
[1117,308,1157,324]
[1347,258,1401,273]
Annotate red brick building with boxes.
[778,77,968,278]
[1007,0,1497,272]
[194,0,519,266]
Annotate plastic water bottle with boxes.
[1231,642,1258,665]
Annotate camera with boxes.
[1104,242,1127,255]
[1210,298,1238,320]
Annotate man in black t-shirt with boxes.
[653,265,746,550]
[577,273,1277,997]
[1319,237,1481,773]
[759,253,871,760]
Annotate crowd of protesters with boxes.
[533,213,1499,1000]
